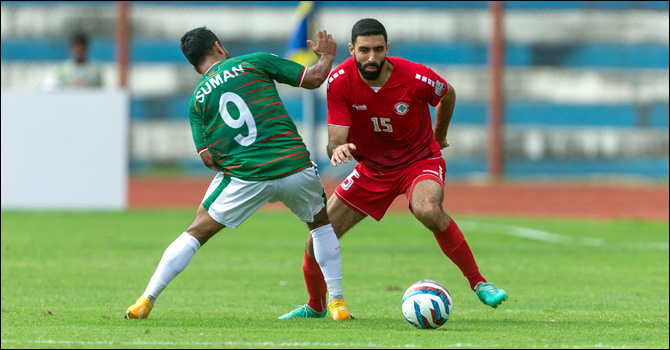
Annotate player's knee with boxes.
[413,201,440,218]
[413,204,444,230]
[307,207,331,230]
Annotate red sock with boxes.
[433,219,486,290]
[302,252,327,312]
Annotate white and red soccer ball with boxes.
[402,279,453,329]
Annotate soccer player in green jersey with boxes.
[125,27,353,321]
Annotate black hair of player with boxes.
[71,32,89,47]
[180,27,220,68]
[351,18,387,45]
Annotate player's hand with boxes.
[199,149,221,172]
[437,137,450,149]
[307,29,336,59]
[330,143,357,167]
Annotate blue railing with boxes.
[3,40,668,69]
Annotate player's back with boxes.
[189,52,311,181]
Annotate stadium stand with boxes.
[1,1,668,179]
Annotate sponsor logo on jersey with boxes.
[352,104,368,111]
[394,102,409,115]
[435,81,446,96]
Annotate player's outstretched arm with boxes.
[327,125,356,167]
[301,30,337,89]
[434,82,456,149]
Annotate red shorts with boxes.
[334,157,446,221]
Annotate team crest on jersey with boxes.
[435,81,446,96]
[394,102,409,115]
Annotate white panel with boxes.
[4,63,667,104]
[1,89,129,210]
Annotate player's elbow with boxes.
[442,83,456,102]
[203,157,216,169]
[199,149,217,170]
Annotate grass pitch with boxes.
[1,209,668,349]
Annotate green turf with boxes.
[1,209,668,349]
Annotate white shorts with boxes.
[202,166,327,228]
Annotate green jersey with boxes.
[188,52,311,181]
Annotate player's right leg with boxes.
[125,204,224,319]
[278,167,365,320]
[278,197,363,320]
[279,164,396,320]
[309,206,355,320]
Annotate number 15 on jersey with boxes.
[371,117,393,133]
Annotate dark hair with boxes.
[351,18,387,45]
[71,32,89,46]
[180,27,220,68]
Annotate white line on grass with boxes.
[0,339,483,348]
[457,220,602,246]
[0,340,644,348]
[457,220,669,251]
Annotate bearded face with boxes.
[350,34,388,82]
[355,58,386,81]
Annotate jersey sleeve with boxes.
[251,52,307,87]
[416,65,449,107]
[326,73,350,127]
[188,99,208,154]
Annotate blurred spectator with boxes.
[43,32,103,90]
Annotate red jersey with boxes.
[327,56,449,173]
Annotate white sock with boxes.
[310,224,344,302]
[142,232,201,305]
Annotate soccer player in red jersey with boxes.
[279,18,507,319]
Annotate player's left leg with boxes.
[408,173,508,308]
[125,204,224,319]
[127,172,270,319]
[275,166,354,320]
[410,179,485,288]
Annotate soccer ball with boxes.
[402,279,453,329]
